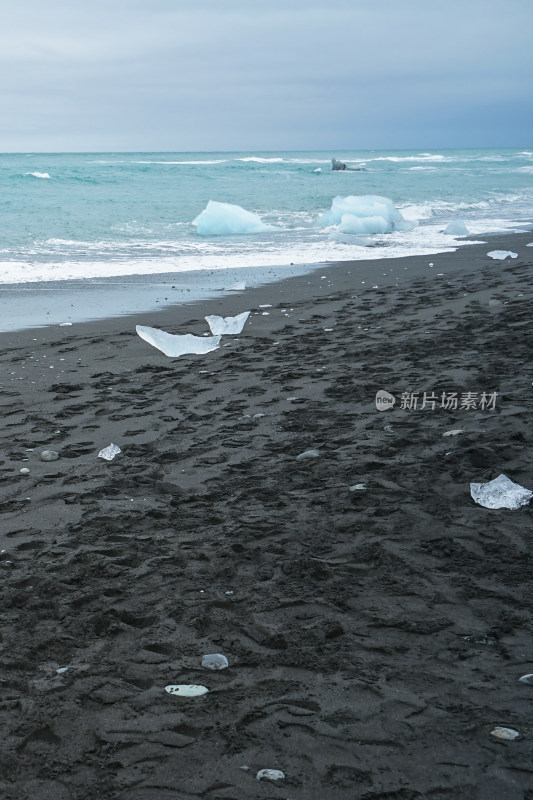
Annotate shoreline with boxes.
[0,229,531,339]
[0,228,532,798]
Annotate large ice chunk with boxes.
[136,325,221,357]
[487,250,518,260]
[193,201,277,236]
[470,474,532,510]
[319,195,416,234]
[444,220,469,235]
[205,311,250,335]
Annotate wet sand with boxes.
[0,232,532,799]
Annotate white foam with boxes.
[205,311,250,335]
[136,326,221,357]
[25,172,50,179]
[193,201,277,236]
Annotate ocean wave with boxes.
[516,166,533,174]
[131,160,227,165]
[25,171,51,179]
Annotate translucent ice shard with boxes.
[202,654,229,670]
[136,325,221,357]
[487,250,518,260]
[444,220,469,235]
[205,311,250,335]
[470,474,532,510]
[225,281,246,291]
[192,201,277,235]
[256,769,285,781]
[98,443,121,461]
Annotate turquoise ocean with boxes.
[1,149,532,288]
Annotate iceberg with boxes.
[444,220,469,235]
[193,201,277,236]
[205,311,250,335]
[487,250,518,260]
[136,325,221,357]
[319,195,417,234]
[470,474,532,510]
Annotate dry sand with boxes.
[0,233,532,799]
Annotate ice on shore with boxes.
[470,474,532,510]
[225,280,246,291]
[136,325,221,357]
[98,443,121,461]
[202,654,229,670]
[165,684,208,697]
[193,200,277,236]
[320,195,417,235]
[444,220,469,235]
[205,311,250,335]
[487,250,518,260]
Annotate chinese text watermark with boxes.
[376,390,498,412]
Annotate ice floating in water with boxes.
[470,474,532,510]
[205,311,250,335]
[444,220,469,235]
[193,200,277,236]
[487,250,518,260]
[136,325,221,357]
[491,727,519,741]
[320,195,416,235]
[225,280,246,291]
[201,654,229,671]
[98,443,121,461]
[26,171,50,179]
[256,769,285,782]
[165,684,208,697]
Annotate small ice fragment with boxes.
[256,769,285,782]
[56,667,69,674]
[98,443,121,461]
[258,304,272,308]
[444,220,469,235]
[136,325,221,357]
[324,328,334,332]
[59,322,72,327]
[519,674,533,684]
[19,468,30,475]
[226,281,246,291]
[487,250,518,260]
[165,684,208,697]
[527,242,533,246]
[240,765,251,772]
[205,311,250,335]
[40,450,59,462]
[349,484,366,491]
[470,474,532,510]
[297,449,320,461]
[201,654,229,671]
[313,168,321,173]
[442,429,464,437]
[253,413,265,419]
[261,311,269,315]
[490,727,519,740]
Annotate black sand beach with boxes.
[0,232,532,799]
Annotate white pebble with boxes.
[19,468,30,475]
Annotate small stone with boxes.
[201,654,229,671]
[519,674,533,684]
[296,449,320,461]
[19,468,30,475]
[40,450,59,462]
[256,769,285,782]
[490,726,519,740]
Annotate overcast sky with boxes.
[1,0,532,152]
